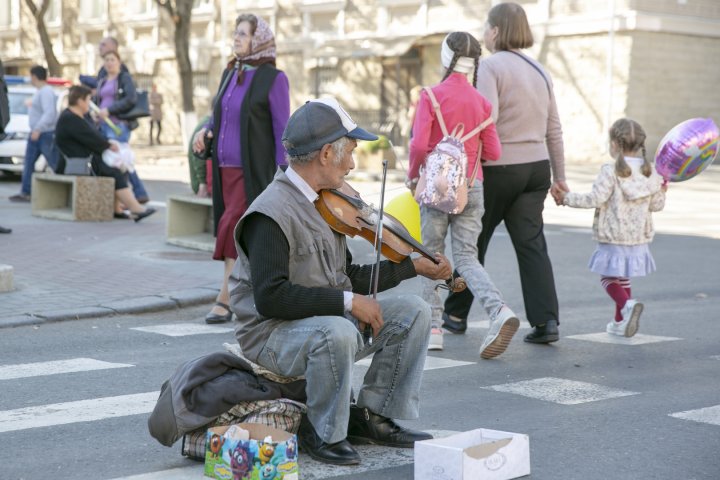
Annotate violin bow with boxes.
[366,154,391,345]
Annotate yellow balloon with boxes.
[384,191,422,243]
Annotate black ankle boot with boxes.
[524,319,559,344]
[297,415,360,465]
[347,405,432,448]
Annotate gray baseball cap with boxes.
[282,97,378,156]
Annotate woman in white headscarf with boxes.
[192,14,290,324]
[406,32,519,358]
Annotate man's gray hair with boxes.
[284,136,351,166]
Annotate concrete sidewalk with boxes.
[1,144,718,328]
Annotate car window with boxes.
[8,92,32,115]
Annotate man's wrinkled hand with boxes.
[413,253,452,280]
[352,294,384,338]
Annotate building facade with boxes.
[1,0,719,161]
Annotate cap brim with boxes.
[347,127,378,142]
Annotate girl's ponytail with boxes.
[609,118,650,178]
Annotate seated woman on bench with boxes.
[55,85,155,222]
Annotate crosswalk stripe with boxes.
[0,358,134,381]
[356,356,474,371]
[483,377,640,405]
[0,391,158,433]
[130,324,234,337]
[566,333,681,345]
[669,405,720,427]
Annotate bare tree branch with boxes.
[24,0,62,76]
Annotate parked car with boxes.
[0,76,69,174]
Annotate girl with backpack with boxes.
[406,31,519,358]
[556,118,666,337]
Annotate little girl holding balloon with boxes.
[556,118,667,337]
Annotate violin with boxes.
[314,181,466,292]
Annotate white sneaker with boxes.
[479,306,519,359]
[428,327,444,351]
[605,320,624,336]
[606,299,643,337]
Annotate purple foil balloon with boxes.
[654,118,719,182]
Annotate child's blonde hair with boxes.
[609,118,652,178]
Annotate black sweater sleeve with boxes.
[241,213,345,319]
[241,213,418,320]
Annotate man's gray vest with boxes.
[228,170,353,360]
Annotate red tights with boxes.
[601,276,631,321]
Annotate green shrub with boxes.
[358,135,391,153]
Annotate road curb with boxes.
[0,287,219,329]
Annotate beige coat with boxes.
[563,162,665,245]
[149,91,163,121]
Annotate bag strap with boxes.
[423,87,449,137]
[507,51,551,96]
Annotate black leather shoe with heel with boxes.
[347,405,432,448]
[297,415,360,465]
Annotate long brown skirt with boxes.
[213,166,247,261]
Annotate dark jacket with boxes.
[0,61,9,134]
[209,63,282,235]
[147,351,306,447]
[94,69,138,129]
[54,109,111,174]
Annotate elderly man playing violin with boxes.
[227,97,452,466]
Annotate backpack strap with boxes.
[423,87,449,137]
[459,116,493,143]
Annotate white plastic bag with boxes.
[102,140,135,173]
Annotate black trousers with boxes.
[149,120,162,143]
[443,160,559,327]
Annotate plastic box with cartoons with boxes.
[414,428,530,480]
[203,423,298,480]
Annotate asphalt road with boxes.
[2,221,719,479]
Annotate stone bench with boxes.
[31,173,115,222]
[0,264,13,292]
[166,194,214,252]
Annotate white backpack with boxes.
[414,87,493,214]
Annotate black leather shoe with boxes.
[524,319,559,344]
[347,405,432,448]
[297,415,360,465]
[442,312,467,334]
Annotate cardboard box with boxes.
[414,428,530,480]
[204,423,298,480]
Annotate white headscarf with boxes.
[441,34,475,74]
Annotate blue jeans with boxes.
[255,295,431,443]
[21,131,58,195]
[420,181,505,327]
[99,122,148,199]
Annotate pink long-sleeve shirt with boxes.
[408,72,501,181]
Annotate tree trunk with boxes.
[156,0,196,143]
[174,0,194,115]
[24,0,63,77]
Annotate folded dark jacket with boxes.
[148,351,306,447]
